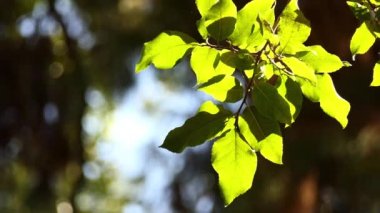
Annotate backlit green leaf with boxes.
[297,45,344,73]
[229,0,275,50]
[197,18,209,39]
[161,101,231,153]
[297,74,350,128]
[135,31,196,72]
[346,1,371,20]
[204,0,237,41]
[252,81,292,124]
[371,61,380,86]
[242,107,283,164]
[318,74,350,128]
[277,0,311,54]
[196,0,218,17]
[276,76,303,123]
[297,77,320,102]
[282,57,317,83]
[259,134,283,164]
[350,22,376,56]
[198,75,243,102]
[220,50,255,70]
[190,46,234,85]
[212,118,257,206]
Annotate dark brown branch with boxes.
[234,42,269,131]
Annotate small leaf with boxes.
[220,50,255,70]
[197,18,209,39]
[318,74,350,128]
[135,31,196,72]
[276,76,303,123]
[297,74,350,128]
[229,0,275,50]
[346,1,371,20]
[198,75,243,102]
[252,81,292,124]
[212,119,257,206]
[282,57,317,83]
[196,0,218,17]
[190,46,235,85]
[350,22,376,56]
[297,45,344,73]
[259,134,283,165]
[297,78,320,102]
[161,101,231,153]
[204,0,237,41]
[371,61,380,86]
[242,107,283,164]
[277,0,311,54]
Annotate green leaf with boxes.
[346,1,371,20]
[371,61,380,86]
[196,0,218,17]
[282,57,317,83]
[220,50,255,70]
[297,74,350,128]
[252,81,292,124]
[242,107,283,164]
[198,75,243,102]
[350,22,376,56]
[212,119,257,206]
[190,46,235,85]
[297,77,320,102]
[370,0,380,6]
[259,134,283,164]
[196,0,219,39]
[276,76,303,123]
[277,0,311,54]
[160,101,231,153]
[318,74,350,128]
[197,18,209,39]
[135,31,196,72]
[204,0,237,41]
[229,0,275,50]
[297,45,344,73]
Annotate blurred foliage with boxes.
[1,0,380,212]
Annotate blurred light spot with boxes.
[123,203,145,213]
[32,2,48,18]
[85,89,105,109]
[83,162,101,180]
[49,62,65,79]
[78,33,96,50]
[55,0,73,15]
[7,138,22,158]
[195,195,214,213]
[18,17,36,37]
[118,0,152,14]
[56,201,73,213]
[75,193,93,212]
[44,103,59,124]
[39,16,59,36]
[53,41,68,56]
[67,18,84,38]
[82,114,102,136]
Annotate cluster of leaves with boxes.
[348,0,380,86]
[135,0,350,206]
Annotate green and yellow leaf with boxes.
[135,31,196,72]
[212,118,257,206]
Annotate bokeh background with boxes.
[1,0,380,212]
